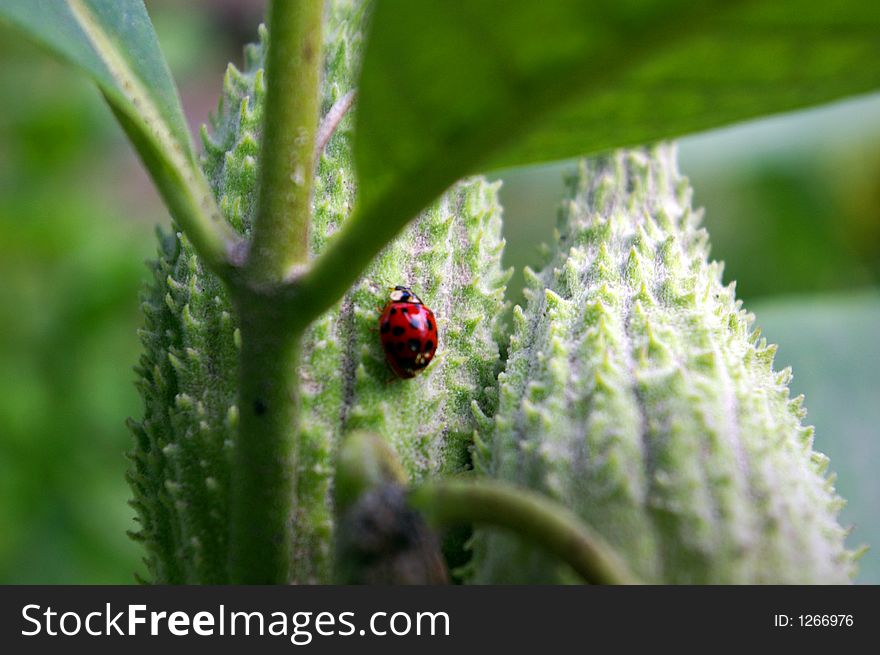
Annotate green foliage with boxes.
[0,27,154,582]
[472,146,853,583]
[353,0,880,258]
[127,225,239,583]
[0,0,190,152]
[690,154,880,300]
[126,23,271,581]
[128,1,508,583]
[2,0,875,584]
[0,0,236,272]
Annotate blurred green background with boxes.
[1,2,877,583]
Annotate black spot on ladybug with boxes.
[400,306,409,314]
[396,342,405,352]
[409,318,422,330]
[408,338,421,352]
[392,326,405,336]
[390,307,397,315]
[427,320,434,332]
[253,399,267,416]
[381,321,391,334]
[424,340,434,353]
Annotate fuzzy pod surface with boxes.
[127,0,508,583]
[471,146,855,584]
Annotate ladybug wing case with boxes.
[379,302,438,378]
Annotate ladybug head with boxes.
[389,285,422,304]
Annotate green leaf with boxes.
[354,0,880,224]
[0,0,236,274]
[1,0,191,152]
[300,0,880,323]
[751,291,880,583]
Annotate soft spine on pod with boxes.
[126,0,509,583]
[471,145,855,584]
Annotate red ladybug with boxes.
[378,286,438,379]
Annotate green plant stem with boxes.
[409,479,641,585]
[315,89,357,155]
[291,187,430,320]
[229,0,323,583]
[247,0,324,284]
[230,297,305,583]
[109,102,240,278]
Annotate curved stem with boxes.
[288,178,435,320]
[64,0,240,281]
[247,0,324,284]
[109,99,240,280]
[409,479,640,585]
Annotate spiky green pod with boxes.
[471,146,854,584]
[127,0,508,583]
[293,176,509,582]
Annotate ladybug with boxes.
[378,285,438,379]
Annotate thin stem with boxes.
[247,0,324,284]
[110,99,240,278]
[229,0,324,583]
[230,297,304,583]
[315,90,357,155]
[409,479,641,585]
[289,176,437,320]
